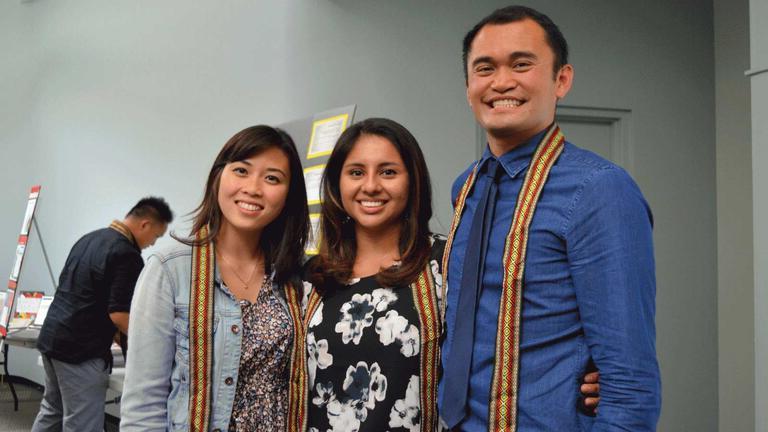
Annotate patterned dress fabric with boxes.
[228,282,293,432]
[306,240,444,432]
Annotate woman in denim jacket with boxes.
[120,125,310,432]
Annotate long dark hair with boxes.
[310,118,432,288]
[176,125,309,286]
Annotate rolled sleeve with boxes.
[565,167,661,430]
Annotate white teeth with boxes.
[361,201,384,208]
[237,202,260,211]
[492,99,522,108]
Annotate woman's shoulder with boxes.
[148,240,193,264]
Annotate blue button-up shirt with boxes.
[439,129,661,431]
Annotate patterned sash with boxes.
[301,260,442,432]
[440,125,565,431]
[410,264,442,431]
[285,282,309,432]
[300,288,323,429]
[108,219,137,246]
[189,227,215,432]
[189,227,307,431]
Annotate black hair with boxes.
[178,125,309,287]
[462,5,569,82]
[127,196,174,223]
[310,117,432,288]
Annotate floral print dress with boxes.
[227,278,293,432]
[306,237,445,432]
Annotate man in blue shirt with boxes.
[438,5,661,431]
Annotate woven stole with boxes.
[285,283,308,432]
[189,227,215,432]
[302,261,441,432]
[411,264,442,431]
[188,226,307,432]
[440,125,565,431]
[301,289,323,428]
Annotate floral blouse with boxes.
[306,237,445,432]
[228,278,293,432]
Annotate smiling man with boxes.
[439,6,661,431]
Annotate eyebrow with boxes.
[471,50,538,67]
[234,160,287,177]
[265,167,288,177]
[343,161,402,168]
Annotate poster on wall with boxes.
[306,213,321,255]
[304,164,326,205]
[277,105,356,165]
[307,114,350,159]
[276,105,356,256]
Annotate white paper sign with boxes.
[0,305,10,329]
[306,213,321,255]
[20,198,37,236]
[10,244,25,281]
[15,292,42,316]
[304,165,326,205]
[33,296,54,326]
[307,114,349,159]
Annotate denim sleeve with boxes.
[120,254,177,431]
[565,167,661,431]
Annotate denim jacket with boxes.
[119,241,300,431]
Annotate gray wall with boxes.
[715,0,754,430]
[0,1,720,430]
[750,0,768,430]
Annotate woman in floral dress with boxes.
[302,118,446,432]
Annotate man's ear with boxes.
[467,87,472,108]
[555,64,574,99]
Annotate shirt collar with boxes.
[478,126,551,179]
[108,220,139,249]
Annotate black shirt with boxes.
[37,226,143,364]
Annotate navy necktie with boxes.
[442,158,503,428]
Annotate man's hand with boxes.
[581,371,601,412]
[109,311,129,335]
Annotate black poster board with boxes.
[278,105,356,254]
